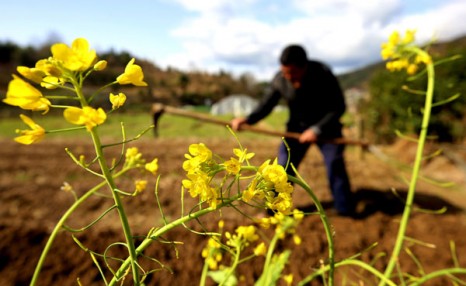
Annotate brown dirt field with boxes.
[1,137,466,286]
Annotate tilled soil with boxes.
[1,137,465,285]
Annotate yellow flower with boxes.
[202,237,223,270]
[109,92,126,110]
[236,225,259,243]
[3,75,51,113]
[14,114,45,145]
[35,59,62,77]
[283,274,293,286]
[63,106,107,131]
[145,158,159,175]
[51,38,97,71]
[40,75,64,89]
[17,66,45,84]
[233,148,255,162]
[402,29,416,44]
[116,58,148,86]
[293,234,302,245]
[269,193,293,214]
[261,159,288,186]
[135,179,147,194]
[124,147,145,168]
[292,209,304,221]
[253,242,267,256]
[406,64,418,75]
[224,157,241,174]
[388,31,400,46]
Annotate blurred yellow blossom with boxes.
[134,180,147,194]
[116,58,148,86]
[145,158,159,175]
[202,237,223,270]
[253,242,267,256]
[283,274,293,286]
[224,157,241,174]
[125,147,145,168]
[109,92,126,110]
[3,75,51,113]
[381,29,431,75]
[233,148,255,162]
[63,106,107,131]
[14,114,45,145]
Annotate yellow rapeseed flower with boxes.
[135,179,147,192]
[253,242,267,256]
[35,59,62,77]
[51,38,97,71]
[145,158,159,175]
[109,92,127,110]
[283,274,293,286]
[224,157,241,174]
[125,147,145,168]
[63,106,107,131]
[17,66,45,84]
[14,114,45,145]
[402,29,416,44]
[3,75,51,113]
[40,75,64,89]
[116,58,148,86]
[236,225,259,243]
[233,148,255,162]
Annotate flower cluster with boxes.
[182,143,221,208]
[243,158,294,214]
[258,209,304,245]
[380,30,432,75]
[201,222,265,272]
[2,37,148,144]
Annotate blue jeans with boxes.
[278,139,354,214]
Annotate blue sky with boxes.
[1,0,466,81]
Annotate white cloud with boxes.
[163,0,466,81]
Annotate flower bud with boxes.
[94,60,107,71]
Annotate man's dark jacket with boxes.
[245,60,345,139]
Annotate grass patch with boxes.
[0,109,289,140]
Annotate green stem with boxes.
[261,233,281,285]
[289,176,336,285]
[298,259,397,286]
[108,197,238,286]
[408,268,466,285]
[219,245,241,286]
[199,260,210,286]
[89,129,140,285]
[379,48,435,285]
[30,175,119,285]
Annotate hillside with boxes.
[337,34,466,90]
[1,34,465,110]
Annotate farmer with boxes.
[231,44,355,216]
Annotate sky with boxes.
[1,0,466,81]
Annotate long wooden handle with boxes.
[155,104,369,147]
[160,105,301,139]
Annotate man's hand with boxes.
[299,129,318,143]
[230,117,247,131]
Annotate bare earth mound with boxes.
[1,137,465,285]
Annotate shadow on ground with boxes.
[298,188,464,219]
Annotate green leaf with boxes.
[207,268,238,286]
[255,250,291,286]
